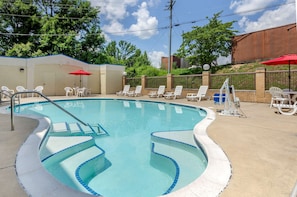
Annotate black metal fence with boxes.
[210,72,256,90]
[266,70,297,91]
[173,75,203,89]
[125,69,297,91]
[145,76,167,88]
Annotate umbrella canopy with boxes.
[69,69,92,75]
[261,54,297,91]
[69,69,91,87]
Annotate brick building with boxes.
[232,23,297,64]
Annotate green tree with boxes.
[104,40,151,68]
[0,0,41,55]
[0,0,106,63]
[176,12,237,70]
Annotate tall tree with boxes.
[176,12,237,70]
[104,40,151,67]
[0,0,106,63]
[0,0,40,54]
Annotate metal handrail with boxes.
[10,91,89,131]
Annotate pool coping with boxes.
[13,99,231,197]
[162,106,232,197]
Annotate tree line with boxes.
[0,0,236,76]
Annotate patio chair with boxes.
[186,85,209,102]
[76,87,86,97]
[32,86,43,97]
[148,85,165,98]
[64,87,74,96]
[127,85,142,97]
[272,101,297,115]
[269,87,290,108]
[1,86,15,99]
[164,85,183,99]
[116,85,130,96]
[16,86,28,98]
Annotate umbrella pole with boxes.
[289,63,291,91]
[80,75,82,88]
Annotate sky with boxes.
[90,0,296,67]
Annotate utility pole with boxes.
[165,0,175,74]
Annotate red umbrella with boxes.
[261,54,297,91]
[69,69,91,87]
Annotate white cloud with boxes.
[230,0,277,15]
[129,2,158,39]
[91,0,159,39]
[147,0,161,7]
[102,20,126,36]
[148,51,166,68]
[92,0,137,20]
[238,0,295,33]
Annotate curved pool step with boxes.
[151,131,207,192]
[51,122,107,136]
[42,144,105,195]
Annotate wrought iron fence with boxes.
[126,77,141,87]
[145,76,167,88]
[210,72,256,90]
[126,70,297,91]
[266,70,297,90]
[172,75,202,89]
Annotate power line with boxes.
[0,1,292,37]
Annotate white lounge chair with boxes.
[269,87,290,108]
[164,85,183,99]
[272,101,297,115]
[127,85,142,97]
[116,85,130,96]
[186,85,209,102]
[148,85,165,98]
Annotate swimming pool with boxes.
[16,99,208,197]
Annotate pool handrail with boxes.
[10,91,90,131]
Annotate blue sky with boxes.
[90,0,296,67]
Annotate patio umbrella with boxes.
[261,54,297,91]
[69,69,91,87]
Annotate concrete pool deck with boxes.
[0,95,296,197]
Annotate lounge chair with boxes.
[148,85,165,98]
[272,101,297,115]
[186,85,209,102]
[269,87,290,108]
[127,85,142,97]
[116,85,130,96]
[164,85,183,99]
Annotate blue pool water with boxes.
[16,99,208,197]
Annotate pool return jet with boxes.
[215,78,246,117]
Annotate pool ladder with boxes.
[9,91,99,131]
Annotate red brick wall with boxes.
[232,23,297,64]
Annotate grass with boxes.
[215,62,297,74]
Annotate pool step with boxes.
[51,122,107,136]
[42,145,105,195]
